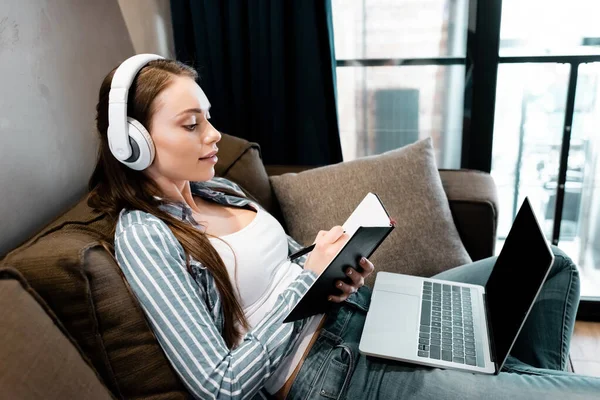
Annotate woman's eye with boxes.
[183,124,198,131]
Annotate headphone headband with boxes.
[108,54,164,161]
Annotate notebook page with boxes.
[342,193,390,237]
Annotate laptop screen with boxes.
[485,198,554,369]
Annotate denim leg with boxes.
[289,294,600,400]
[286,301,367,400]
[432,246,580,371]
[289,251,598,400]
[347,352,600,400]
[508,246,580,371]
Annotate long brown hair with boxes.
[88,59,249,348]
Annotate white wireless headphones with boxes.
[108,54,164,170]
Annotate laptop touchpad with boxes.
[361,291,420,357]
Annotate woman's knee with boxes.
[547,246,580,300]
[550,245,571,262]
[549,245,579,277]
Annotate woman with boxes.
[89,56,599,399]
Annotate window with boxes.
[490,0,600,300]
[500,0,600,57]
[332,0,469,168]
[492,63,600,298]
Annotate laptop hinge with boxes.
[482,292,498,370]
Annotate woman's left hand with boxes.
[328,257,374,302]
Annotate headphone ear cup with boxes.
[122,117,155,170]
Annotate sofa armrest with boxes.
[439,169,499,261]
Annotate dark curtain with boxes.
[170,0,343,166]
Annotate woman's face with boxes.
[145,75,221,184]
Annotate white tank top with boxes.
[208,202,323,394]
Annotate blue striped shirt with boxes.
[114,177,317,399]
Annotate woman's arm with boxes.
[114,218,316,400]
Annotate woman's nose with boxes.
[204,124,221,144]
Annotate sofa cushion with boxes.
[0,268,113,400]
[270,138,472,287]
[0,199,188,400]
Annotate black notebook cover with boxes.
[283,224,394,323]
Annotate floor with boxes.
[571,321,600,377]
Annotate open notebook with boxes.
[283,193,395,323]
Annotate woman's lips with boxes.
[200,151,219,164]
[199,154,218,163]
[199,150,218,159]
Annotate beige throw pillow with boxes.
[270,138,471,287]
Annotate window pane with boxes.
[332,0,468,59]
[500,0,600,56]
[336,65,464,168]
[491,64,570,240]
[559,63,600,298]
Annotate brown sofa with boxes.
[0,134,499,399]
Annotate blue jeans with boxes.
[286,246,600,399]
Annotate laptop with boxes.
[359,198,554,374]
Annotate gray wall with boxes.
[118,0,175,57]
[0,0,135,255]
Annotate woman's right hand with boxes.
[303,226,349,276]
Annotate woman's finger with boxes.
[358,257,375,277]
[345,267,364,287]
[314,230,327,244]
[333,279,356,296]
[323,226,345,244]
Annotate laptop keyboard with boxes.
[417,281,478,366]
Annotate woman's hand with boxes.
[302,225,375,303]
[328,257,375,303]
[303,226,350,276]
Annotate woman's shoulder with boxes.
[114,208,186,260]
[115,208,172,239]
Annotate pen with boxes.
[288,229,347,261]
[288,244,315,261]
